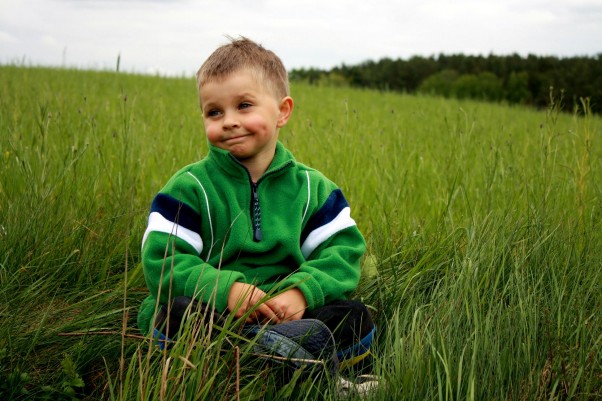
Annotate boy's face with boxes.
[199,70,292,168]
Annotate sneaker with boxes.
[336,326,376,370]
[337,374,380,398]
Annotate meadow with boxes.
[0,65,600,400]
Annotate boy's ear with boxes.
[276,96,294,128]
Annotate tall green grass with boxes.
[0,66,600,400]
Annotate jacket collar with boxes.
[207,141,295,182]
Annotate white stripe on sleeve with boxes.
[142,211,204,255]
[300,207,356,259]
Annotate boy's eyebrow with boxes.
[200,100,215,110]
[236,91,258,100]
[202,92,258,107]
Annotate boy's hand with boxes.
[227,282,278,323]
[266,288,308,322]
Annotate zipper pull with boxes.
[251,183,262,241]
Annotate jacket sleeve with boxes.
[278,186,366,309]
[141,173,244,313]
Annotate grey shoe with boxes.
[337,374,380,398]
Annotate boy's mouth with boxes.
[223,133,251,143]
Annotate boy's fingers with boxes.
[246,310,259,323]
[264,298,282,313]
[256,303,280,323]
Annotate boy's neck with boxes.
[238,153,274,182]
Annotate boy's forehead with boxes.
[199,69,280,100]
[200,67,261,87]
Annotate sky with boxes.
[1,0,601,77]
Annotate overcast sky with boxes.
[1,0,601,76]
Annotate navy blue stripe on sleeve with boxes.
[300,189,349,245]
[150,193,202,234]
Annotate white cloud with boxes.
[0,0,600,75]
[0,31,17,43]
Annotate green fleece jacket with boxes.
[137,141,366,335]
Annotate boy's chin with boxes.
[230,145,277,162]
[228,149,253,160]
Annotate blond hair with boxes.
[196,36,289,99]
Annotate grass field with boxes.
[0,65,601,400]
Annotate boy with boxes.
[138,37,375,376]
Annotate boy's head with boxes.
[196,37,294,180]
[196,36,289,100]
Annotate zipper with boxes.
[251,182,261,241]
[230,155,292,242]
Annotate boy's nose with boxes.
[222,112,240,130]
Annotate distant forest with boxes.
[290,54,602,114]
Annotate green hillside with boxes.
[1,66,601,400]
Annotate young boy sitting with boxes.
[137,36,375,378]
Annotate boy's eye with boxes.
[206,109,221,117]
[239,102,252,110]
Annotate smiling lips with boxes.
[223,133,251,143]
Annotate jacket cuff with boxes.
[185,269,245,313]
[278,273,325,310]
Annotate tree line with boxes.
[290,54,602,113]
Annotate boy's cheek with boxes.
[244,116,272,132]
[205,126,221,143]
